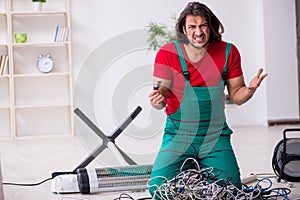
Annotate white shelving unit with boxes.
[0,0,73,138]
[0,0,11,138]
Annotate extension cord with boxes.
[51,174,80,193]
[241,174,257,184]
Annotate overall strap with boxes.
[173,40,190,81]
[222,42,232,81]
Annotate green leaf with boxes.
[147,18,176,51]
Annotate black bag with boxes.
[272,128,300,182]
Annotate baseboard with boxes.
[268,119,300,126]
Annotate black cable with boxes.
[113,193,135,200]
[4,178,153,200]
[261,187,291,199]
[113,193,152,200]
[2,177,52,186]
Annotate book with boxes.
[0,55,5,75]
[54,25,62,42]
[54,25,69,42]
[2,55,9,75]
[0,55,9,75]
[59,26,65,42]
[63,26,69,42]
[0,55,3,75]
[54,25,59,42]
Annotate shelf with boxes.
[11,11,67,16]
[14,103,71,110]
[0,0,73,138]
[0,44,8,49]
[0,0,7,14]
[0,105,11,109]
[0,15,8,44]
[13,45,70,75]
[13,72,70,78]
[12,42,68,47]
[0,77,10,106]
[0,75,10,79]
[11,0,67,13]
[0,107,12,137]
[15,105,72,137]
[14,75,71,106]
[12,14,68,44]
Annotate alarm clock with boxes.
[37,54,54,73]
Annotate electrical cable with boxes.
[262,187,291,200]
[4,175,153,200]
[2,177,52,186]
[3,168,293,199]
[148,158,293,200]
[113,193,152,200]
[113,193,135,200]
[255,178,273,192]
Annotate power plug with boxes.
[241,174,257,184]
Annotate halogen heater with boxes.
[77,164,152,194]
[51,106,153,194]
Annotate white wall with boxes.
[199,0,269,126]
[70,0,192,162]
[263,0,299,121]
[70,0,299,131]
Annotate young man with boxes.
[148,2,267,199]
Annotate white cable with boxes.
[150,158,267,200]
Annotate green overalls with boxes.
[149,41,241,199]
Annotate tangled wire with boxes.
[148,158,290,200]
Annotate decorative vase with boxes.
[14,33,27,43]
[33,2,42,12]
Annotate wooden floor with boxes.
[1,125,300,199]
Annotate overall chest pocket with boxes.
[185,85,225,119]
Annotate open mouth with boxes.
[194,35,205,43]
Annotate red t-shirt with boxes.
[153,41,243,114]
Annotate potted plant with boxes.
[32,0,46,12]
[147,17,176,51]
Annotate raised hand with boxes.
[248,68,268,91]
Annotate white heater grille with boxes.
[77,164,152,194]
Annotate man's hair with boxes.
[175,2,224,43]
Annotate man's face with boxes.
[183,14,210,49]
